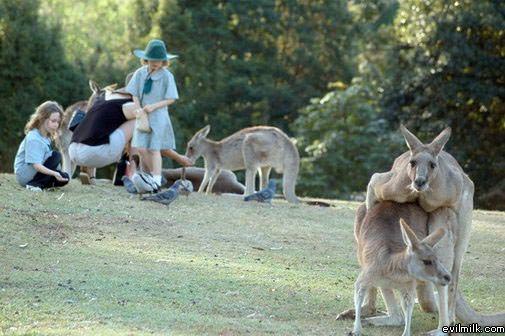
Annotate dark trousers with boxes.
[28,151,69,189]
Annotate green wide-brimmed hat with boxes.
[133,39,178,61]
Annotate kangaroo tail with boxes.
[456,289,505,326]
[282,139,300,204]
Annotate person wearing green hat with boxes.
[125,39,192,188]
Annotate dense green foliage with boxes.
[294,1,405,198]
[381,0,505,201]
[294,83,404,199]
[0,0,86,171]
[152,0,356,145]
[0,0,503,208]
[294,0,505,205]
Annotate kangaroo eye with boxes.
[422,260,432,266]
[430,161,436,169]
[410,160,417,167]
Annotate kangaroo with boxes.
[365,125,474,322]
[185,125,300,203]
[351,201,451,336]
[56,100,87,176]
[56,81,105,176]
[161,167,245,194]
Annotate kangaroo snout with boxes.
[440,273,451,286]
[414,177,427,190]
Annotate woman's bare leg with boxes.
[137,148,152,172]
[150,150,162,176]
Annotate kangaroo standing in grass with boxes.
[185,125,299,203]
[365,125,474,322]
[56,100,88,176]
[351,201,451,336]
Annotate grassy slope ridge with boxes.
[0,173,504,336]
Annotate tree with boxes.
[39,0,140,85]
[293,0,404,199]
[381,0,505,203]
[151,0,356,146]
[294,80,404,199]
[0,0,86,171]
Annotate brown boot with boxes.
[79,167,96,185]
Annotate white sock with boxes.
[153,175,162,186]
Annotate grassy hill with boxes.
[0,173,504,335]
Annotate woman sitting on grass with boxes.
[13,101,69,192]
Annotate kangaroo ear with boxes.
[400,218,420,249]
[429,127,451,156]
[89,80,100,94]
[197,125,211,138]
[422,228,446,248]
[400,124,423,152]
[105,83,118,91]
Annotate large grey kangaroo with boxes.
[185,125,300,203]
[365,125,473,322]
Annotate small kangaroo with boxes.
[185,125,300,203]
[56,100,88,176]
[340,203,505,333]
[351,201,451,336]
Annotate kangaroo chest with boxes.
[375,274,416,289]
[380,174,459,213]
[418,192,456,212]
[418,176,461,212]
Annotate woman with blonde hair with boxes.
[14,101,69,191]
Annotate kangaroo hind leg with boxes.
[259,166,271,189]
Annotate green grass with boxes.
[0,173,504,335]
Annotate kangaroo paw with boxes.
[337,308,357,320]
[336,306,380,320]
[362,315,403,326]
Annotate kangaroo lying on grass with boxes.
[351,201,452,336]
[161,167,245,194]
[185,125,300,203]
[365,125,474,322]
